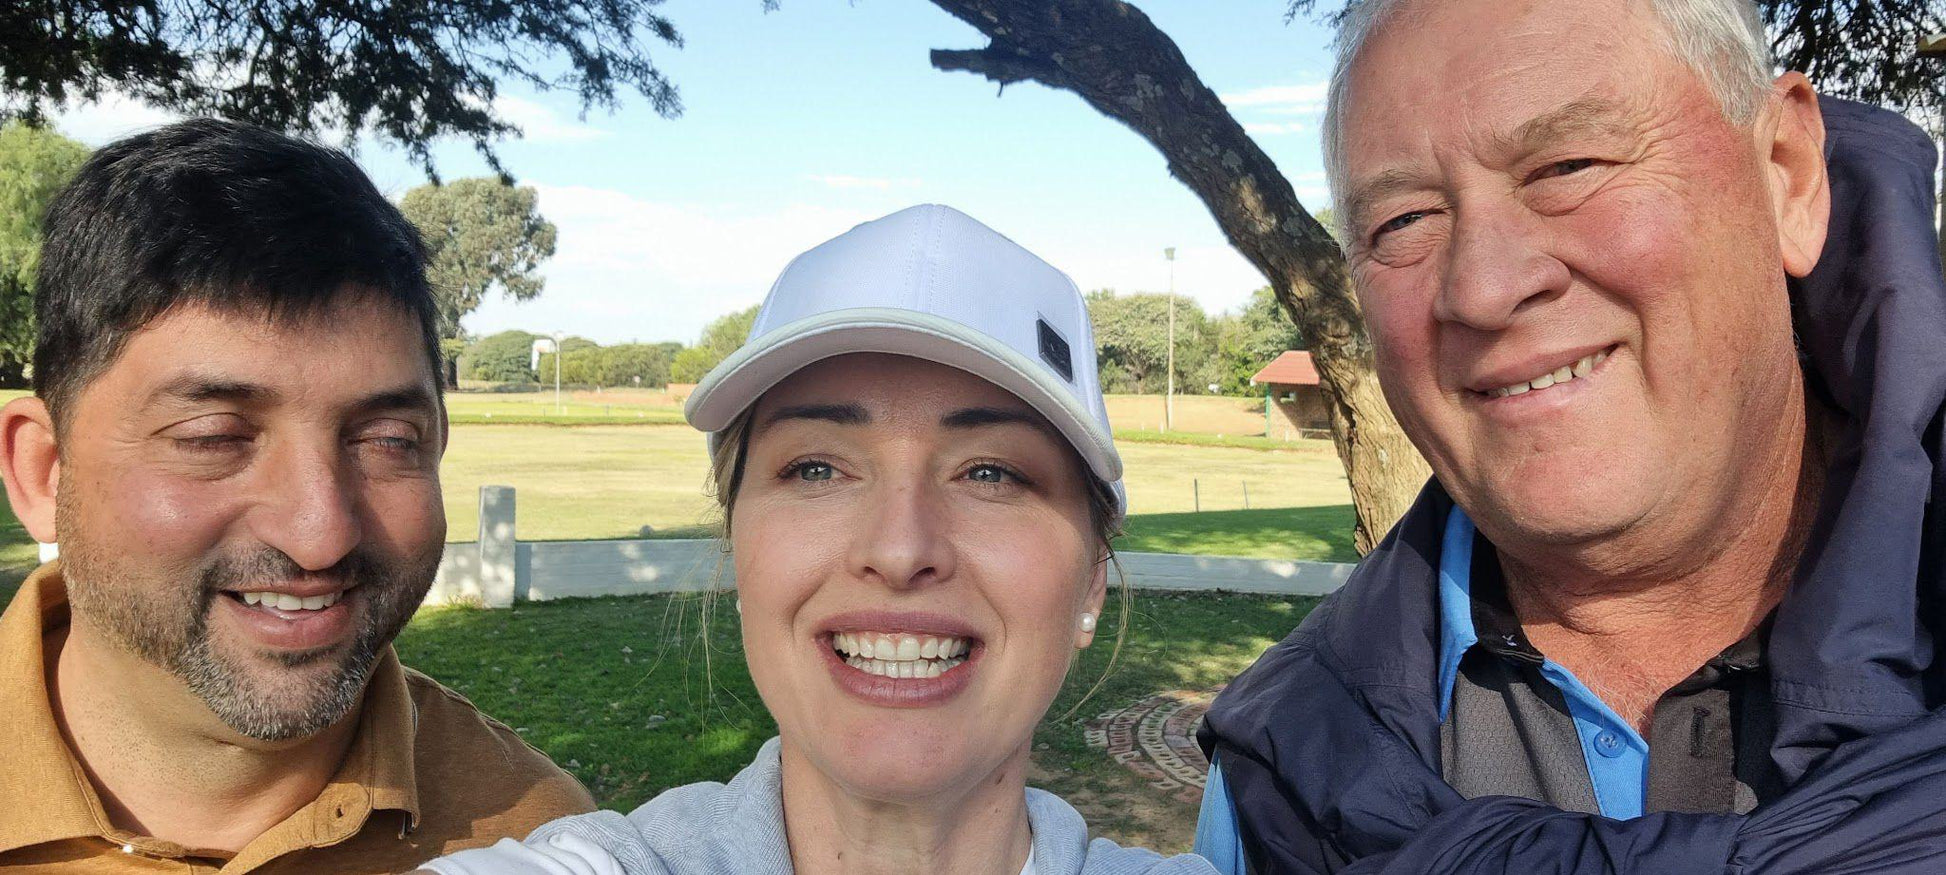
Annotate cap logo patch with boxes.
[1037,318,1074,384]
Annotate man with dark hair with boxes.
[0,118,593,873]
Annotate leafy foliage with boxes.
[1085,290,1217,395]
[1287,0,1946,133]
[1214,288,1306,396]
[669,306,758,383]
[1,0,697,175]
[461,329,541,384]
[0,122,87,385]
[400,177,558,344]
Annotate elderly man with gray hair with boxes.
[1193,0,1946,872]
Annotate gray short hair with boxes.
[1320,0,1774,243]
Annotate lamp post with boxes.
[530,333,565,415]
[1163,246,1176,433]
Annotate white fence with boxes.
[427,486,1354,607]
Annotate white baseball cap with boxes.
[684,204,1125,519]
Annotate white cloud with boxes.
[489,95,607,143]
[458,94,606,143]
[1220,82,1328,114]
[44,94,181,145]
[1243,122,1306,136]
[805,174,922,190]
[463,189,875,343]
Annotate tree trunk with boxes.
[926,0,1429,552]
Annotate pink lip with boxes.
[819,610,981,639]
[1465,343,1618,395]
[215,589,358,652]
[816,610,985,709]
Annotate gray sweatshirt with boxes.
[421,738,1216,875]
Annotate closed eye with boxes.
[1371,210,1432,243]
[1531,158,1596,182]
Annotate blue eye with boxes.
[794,462,835,482]
[1373,211,1430,242]
[968,464,1008,484]
[1540,158,1595,179]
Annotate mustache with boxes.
[197,546,390,596]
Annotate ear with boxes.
[1761,72,1829,278]
[1075,551,1111,650]
[0,396,61,545]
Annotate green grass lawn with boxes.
[0,501,38,604]
[440,424,1355,560]
[396,588,1316,853]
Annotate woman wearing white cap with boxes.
[417,205,1215,875]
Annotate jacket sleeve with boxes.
[1221,708,1946,875]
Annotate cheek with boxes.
[1357,274,1446,423]
[79,467,236,564]
[358,477,447,557]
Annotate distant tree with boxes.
[1086,290,1214,395]
[535,336,601,385]
[461,330,539,384]
[0,0,724,176]
[400,177,557,388]
[670,306,759,383]
[0,123,88,387]
[595,343,676,388]
[1215,287,1308,396]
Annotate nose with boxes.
[248,438,363,572]
[846,474,955,591]
[1432,201,1570,330]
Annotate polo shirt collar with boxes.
[0,562,424,865]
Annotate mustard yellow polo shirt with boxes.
[0,563,596,873]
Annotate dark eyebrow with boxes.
[144,376,276,411]
[348,386,442,420]
[758,403,871,433]
[940,406,1044,430]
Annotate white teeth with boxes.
[1489,349,1612,398]
[239,591,342,611]
[831,631,972,678]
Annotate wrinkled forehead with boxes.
[1335,0,1690,197]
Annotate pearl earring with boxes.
[1079,612,1097,633]
[734,599,743,615]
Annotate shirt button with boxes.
[1594,731,1627,758]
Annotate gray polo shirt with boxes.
[1436,512,1783,817]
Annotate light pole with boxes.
[551,331,564,415]
[530,333,566,415]
[1164,246,1176,433]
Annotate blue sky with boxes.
[53,1,1343,346]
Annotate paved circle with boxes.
[1084,686,1224,805]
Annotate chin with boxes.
[1466,463,1660,548]
[803,720,1011,802]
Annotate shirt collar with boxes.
[0,561,424,863]
[1435,507,1770,724]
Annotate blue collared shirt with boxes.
[1194,508,1652,873]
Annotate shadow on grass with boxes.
[1119,504,1357,563]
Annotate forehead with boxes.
[90,297,435,407]
[1339,0,1688,179]
[752,353,1046,430]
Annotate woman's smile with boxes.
[815,610,988,708]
